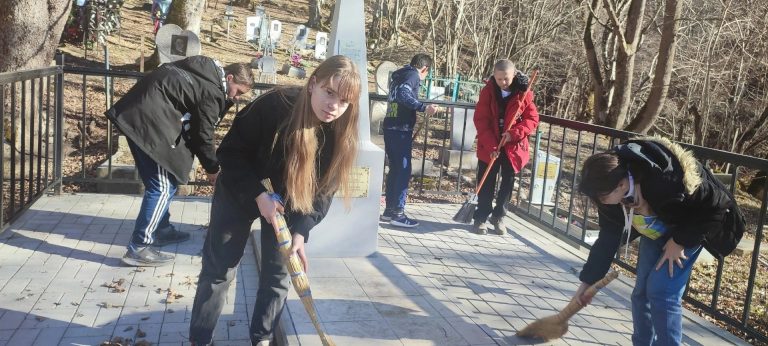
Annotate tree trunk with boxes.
[604,0,646,128]
[735,105,768,154]
[308,0,322,29]
[583,0,608,124]
[625,0,681,134]
[166,0,206,35]
[0,0,72,72]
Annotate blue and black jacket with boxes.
[382,65,426,131]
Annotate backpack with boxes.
[702,168,747,259]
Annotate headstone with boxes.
[246,16,262,41]
[269,20,282,50]
[374,61,397,95]
[256,55,277,83]
[314,32,328,60]
[306,0,384,257]
[155,24,201,64]
[293,24,309,50]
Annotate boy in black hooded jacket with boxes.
[106,56,253,266]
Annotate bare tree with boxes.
[625,0,681,133]
[166,0,207,35]
[0,0,72,72]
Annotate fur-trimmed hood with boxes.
[615,136,701,195]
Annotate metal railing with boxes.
[3,61,766,343]
[371,94,767,342]
[0,66,64,228]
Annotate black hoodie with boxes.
[579,137,734,285]
[105,56,230,184]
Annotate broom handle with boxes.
[554,271,619,322]
[474,69,539,194]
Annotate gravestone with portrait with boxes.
[155,24,201,64]
[292,24,309,50]
[269,20,282,50]
[314,31,328,60]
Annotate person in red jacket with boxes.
[472,59,539,235]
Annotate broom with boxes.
[262,179,335,346]
[516,271,619,340]
[453,69,539,224]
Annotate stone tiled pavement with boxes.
[0,193,748,345]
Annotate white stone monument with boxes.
[314,32,328,60]
[293,24,309,50]
[305,0,384,257]
[155,24,201,64]
[245,16,261,41]
[269,20,282,50]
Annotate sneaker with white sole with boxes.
[122,245,174,267]
[380,208,397,222]
[390,214,419,228]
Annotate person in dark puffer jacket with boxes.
[574,137,737,345]
[106,55,253,267]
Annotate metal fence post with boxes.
[54,53,64,195]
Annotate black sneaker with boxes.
[122,245,174,267]
[380,208,397,221]
[153,226,190,246]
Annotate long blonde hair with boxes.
[283,55,361,214]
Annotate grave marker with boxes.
[156,24,201,64]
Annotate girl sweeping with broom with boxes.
[470,59,539,235]
[189,55,361,346]
[572,137,743,345]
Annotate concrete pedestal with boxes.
[305,0,383,257]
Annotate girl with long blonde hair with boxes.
[189,55,361,346]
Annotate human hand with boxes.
[425,104,438,116]
[655,238,687,277]
[573,282,592,306]
[206,172,218,184]
[499,132,512,147]
[291,233,308,273]
[490,151,500,161]
[255,192,285,228]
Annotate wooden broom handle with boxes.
[555,271,619,322]
[474,69,539,194]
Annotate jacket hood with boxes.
[173,56,226,94]
[391,65,419,86]
[616,136,701,195]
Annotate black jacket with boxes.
[580,137,733,285]
[106,56,230,184]
[216,88,335,240]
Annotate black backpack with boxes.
[702,168,747,259]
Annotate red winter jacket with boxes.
[473,79,539,172]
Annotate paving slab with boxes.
[0,194,751,345]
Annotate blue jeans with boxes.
[632,236,702,346]
[127,139,178,248]
[383,129,413,212]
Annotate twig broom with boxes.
[262,179,335,346]
[516,271,619,341]
[453,69,539,224]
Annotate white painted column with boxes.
[305,0,384,257]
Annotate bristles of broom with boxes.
[262,179,335,346]
[516,271,619,341]
[453,195,477,224]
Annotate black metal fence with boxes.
[0,66,64,228]
[2,61,766,342]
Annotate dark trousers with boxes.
[474,154,516,223]
[126,139,178,247]
[383,129,413,212]
[189,174,290,345]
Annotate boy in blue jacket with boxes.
[380,54,438,227]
